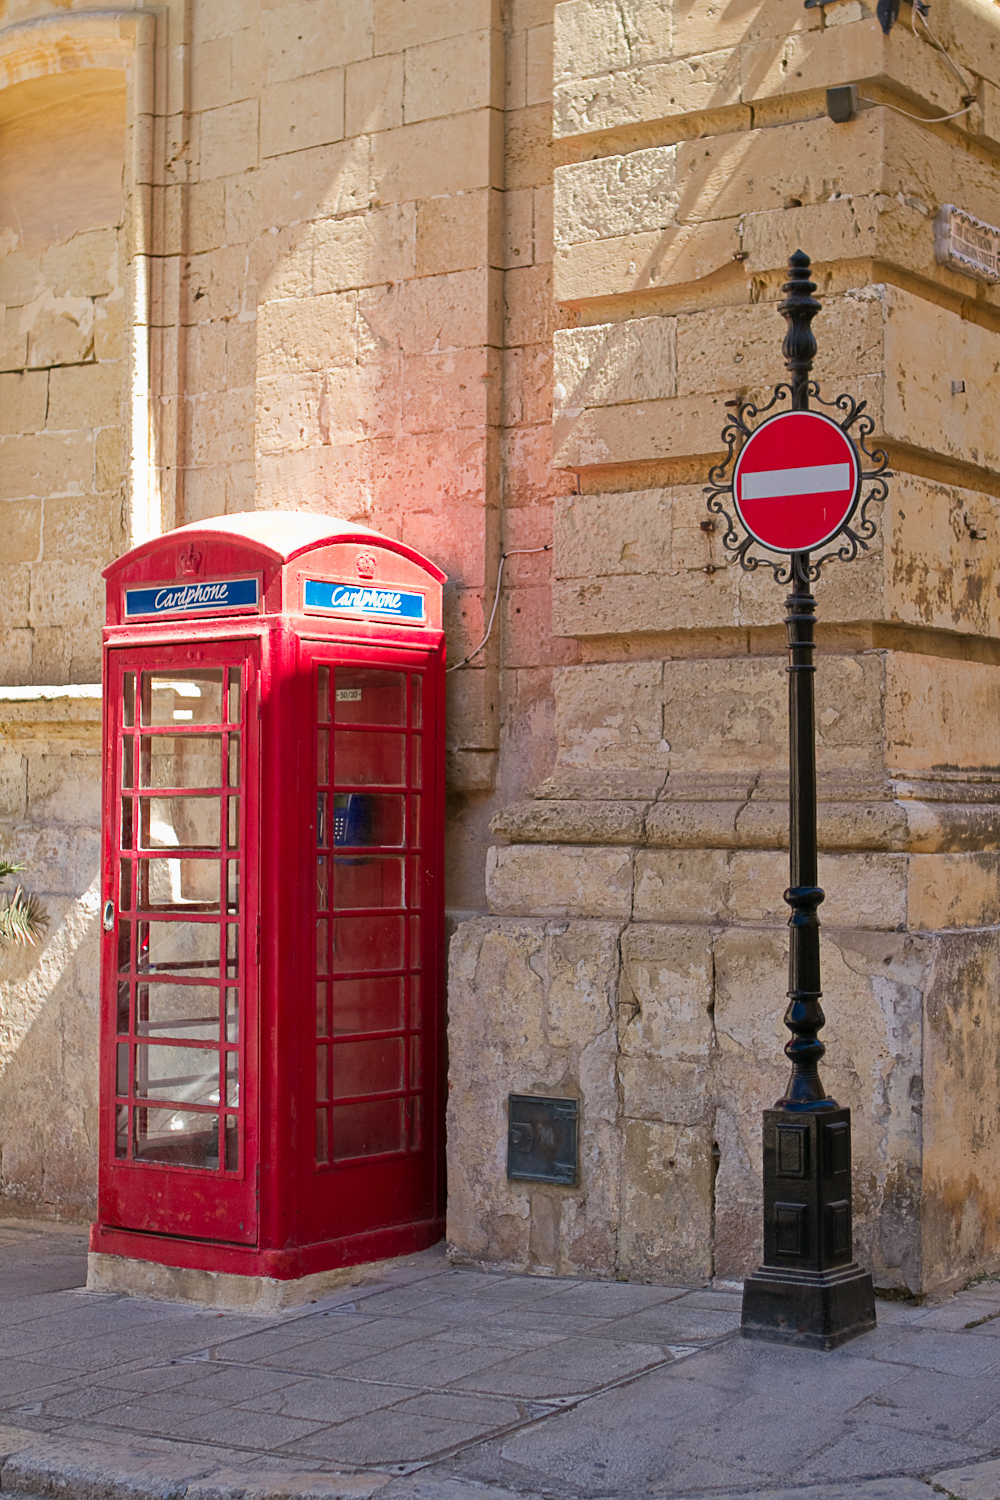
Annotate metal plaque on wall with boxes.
[507,1095,579,1186]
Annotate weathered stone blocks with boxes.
[447,910,950,1290]
[0,688,102,1219]
[447,918,622,1277]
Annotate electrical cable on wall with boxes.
[446,544,553,672]
[863,1,978,122]
[811,0,978,125]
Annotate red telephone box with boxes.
[90,512,446,1283]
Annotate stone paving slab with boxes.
[9,1222,1000,1500]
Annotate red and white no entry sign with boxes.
[732,410,860,553]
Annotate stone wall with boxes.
[0,688,101,1218]
[447,0,1000,1296]
[0,0,572,1220]
[3,0,1000,1289]
[0,68,126,685]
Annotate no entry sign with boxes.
[732,410,860,553]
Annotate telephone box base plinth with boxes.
[86,1252,380,1311]
[741,1263,876,1350]
[88,1218,445,1310]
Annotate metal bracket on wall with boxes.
[804,0,899,31]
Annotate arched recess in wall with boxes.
[0,13,174,685]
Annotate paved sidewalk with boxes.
[5,1223,1000,1500]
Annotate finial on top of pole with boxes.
[779,250,821,411]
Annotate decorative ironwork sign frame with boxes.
[704,387,890,587]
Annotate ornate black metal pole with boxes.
[737,253,877,1349]
[779,253,830,1116]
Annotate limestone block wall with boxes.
[179,0,574,850]
[0,688,101,1218]
[448,0,1000,1295]
[0,67,127,686]
[0,0,575,1219]
[0,5,161,1222]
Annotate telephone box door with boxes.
[99,641,259,1244]
[305,643,445,1245]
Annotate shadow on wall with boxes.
[0,875,101,1220]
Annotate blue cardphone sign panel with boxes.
[303,578,426,625]
[124,577,260,620]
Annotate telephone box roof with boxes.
[103,510,447,582]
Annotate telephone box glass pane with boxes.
[331,794,404,847]
[140,736,222,789]
[317,730,329,782]
[333,856,404,909]
[317,666,330,723]
[330,977,404,1034]
[134,1108,219,1168]
[410,675,422,728]
[139,920,219,975]
[225,1114,238,1169]
[119,859,132,911]
[123,673,136,727]
[227,668,241,724]
[139,858,220,911]
[317,856,329,910]
[117,920,132,973]
[121,799,133,849]
[136,983,219,1040]
[316,1110,330,1165]
[142,672,224,726]
[332,915,404,973]
[331,1038,404,1100]
[116,1043,129,1096]
[134,1044,219,1104]
[115,1105,128,1159]
[117,981,130,1033]
[317,1047,329,1102]
[334,733,405,787]
[122,739,134,789]
[227,797,239,849]
[410,736,422,788]
[225,1053,239,1105]
[328,793,405,847]
[408,1095,423,1151]
[332,1100,404,1160]
[334,670,406,725]
[225,988,239,1041]
[141,798,221,849]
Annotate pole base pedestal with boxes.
[741,1262,876,1350]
